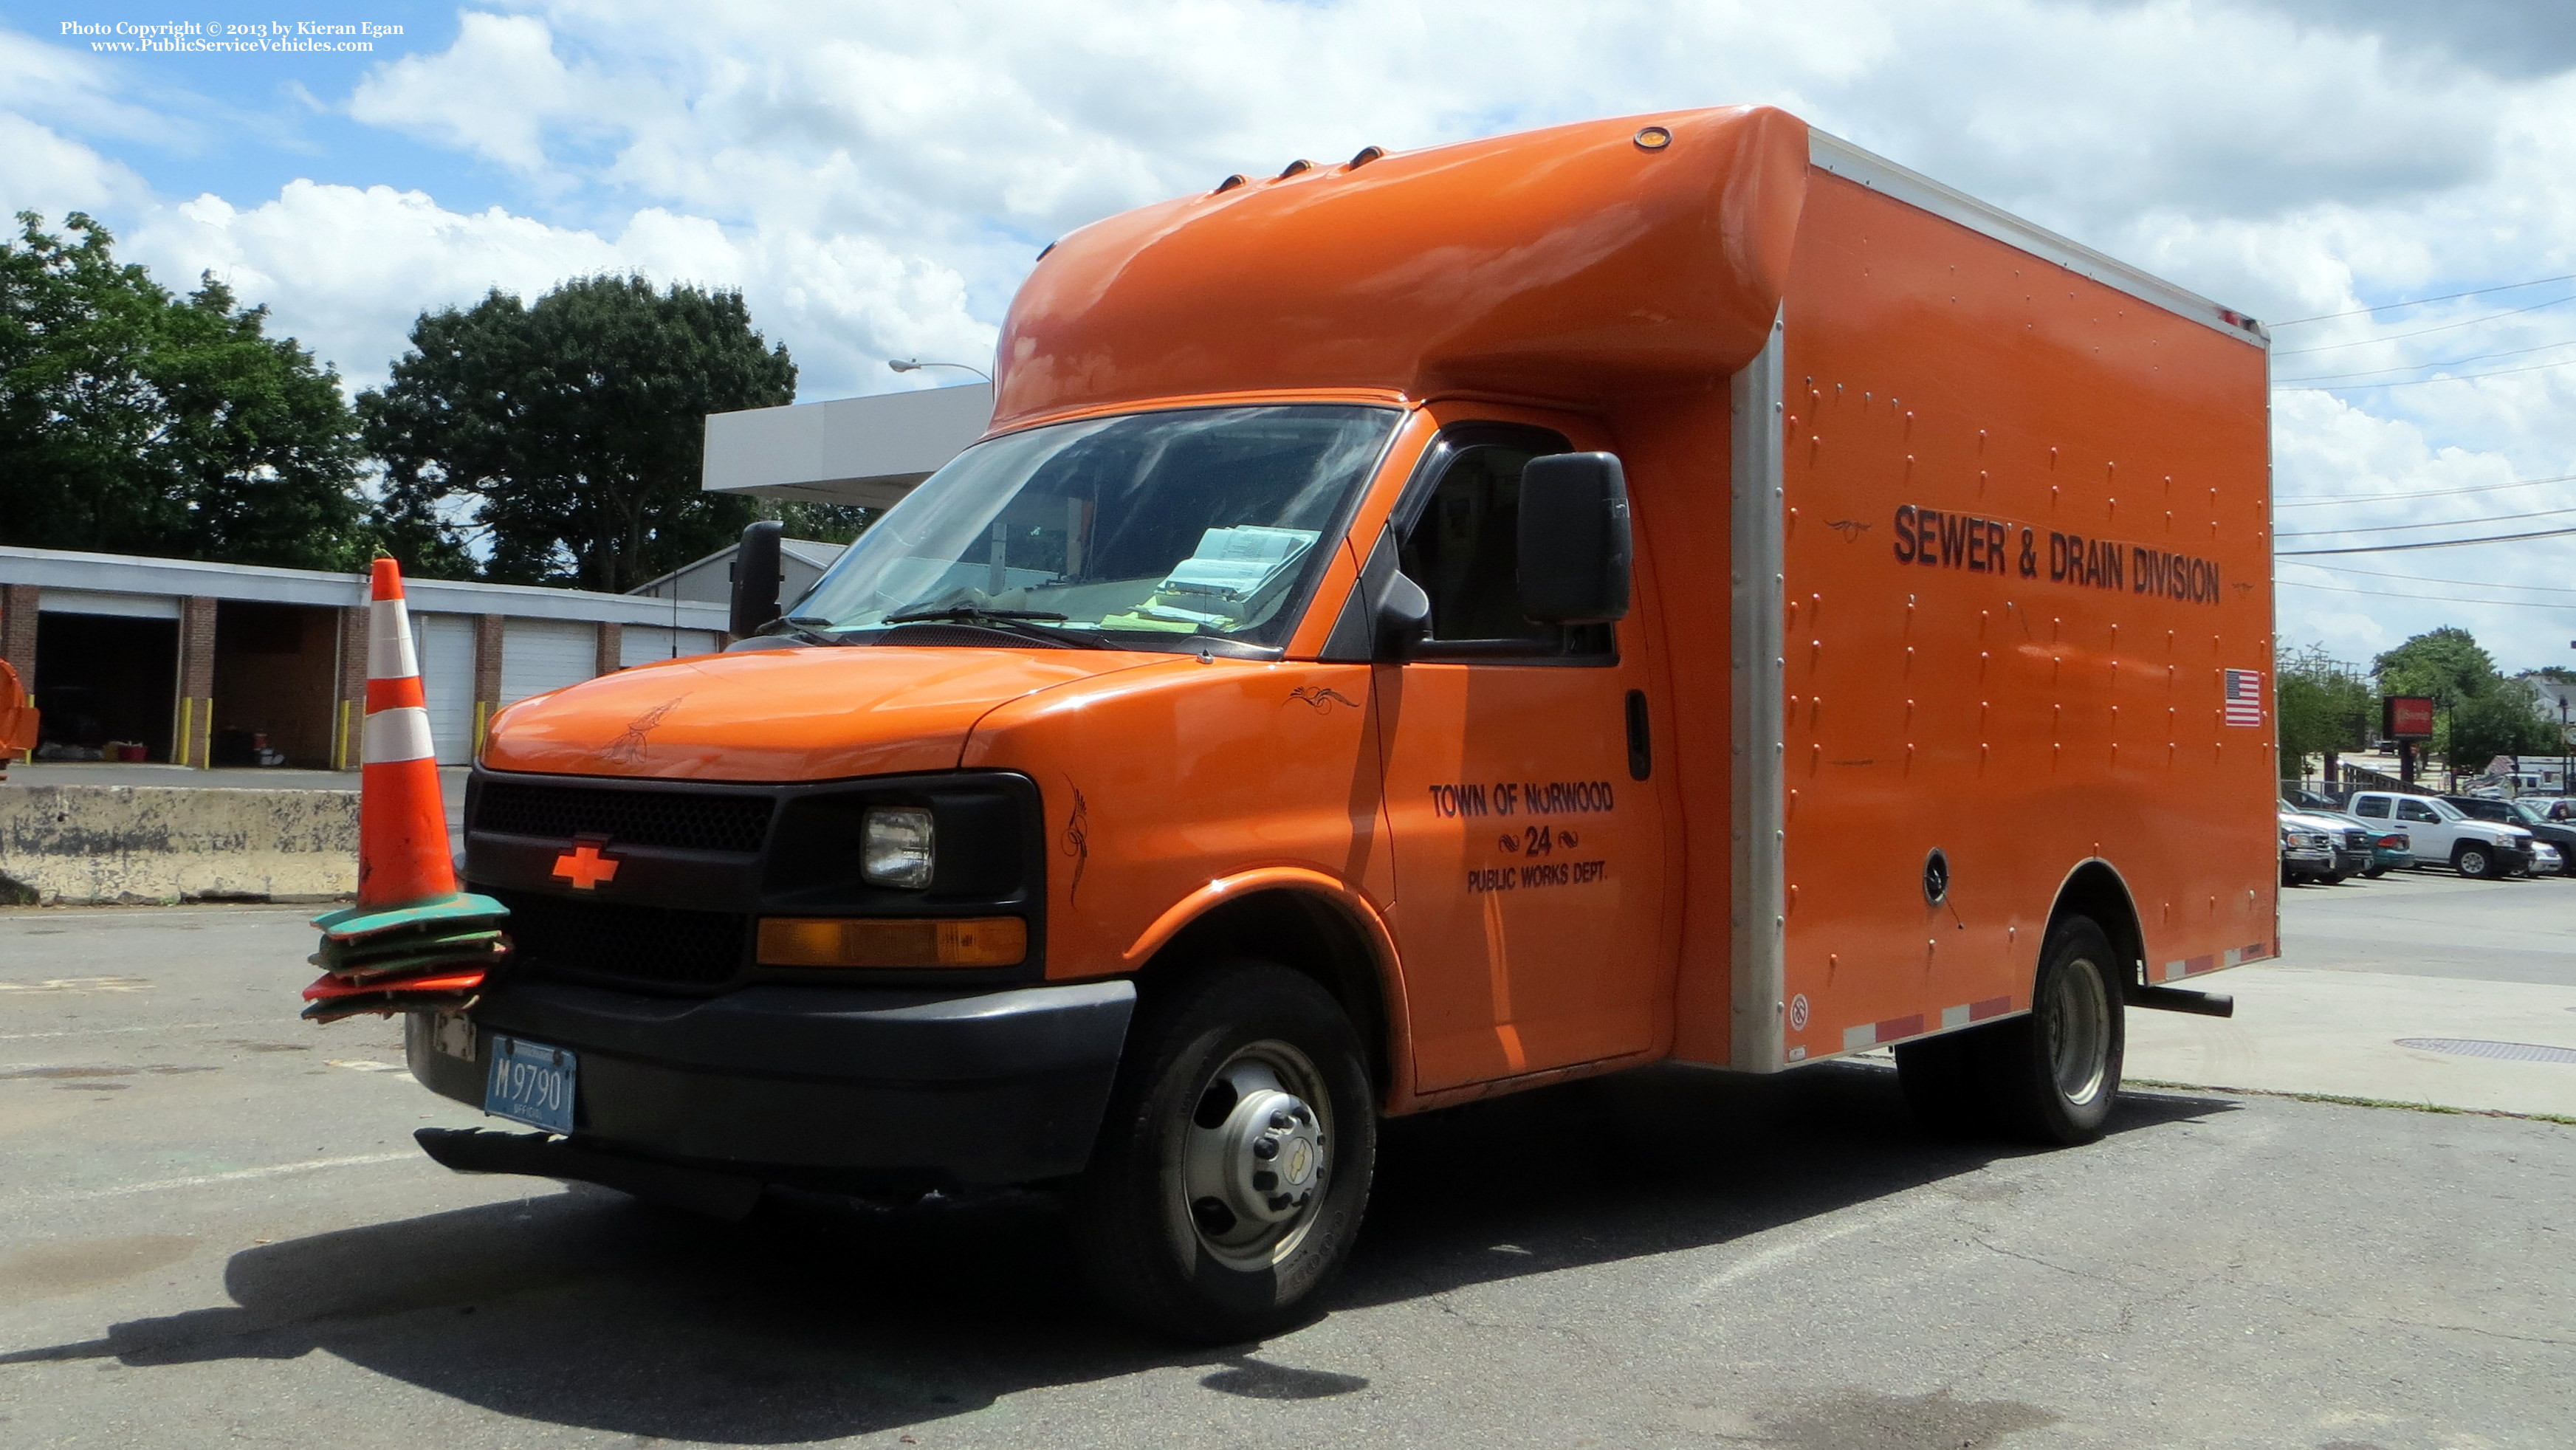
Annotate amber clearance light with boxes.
[758,916,1027,969]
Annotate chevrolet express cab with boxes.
[407,106,2278,1340]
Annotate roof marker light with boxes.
[1279,159,1314,178]
[1214,174,1248,193]
[1634,125,1673,151]
[1347,145,1386,168]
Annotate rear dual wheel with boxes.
[1073,960,1375,1343]
[1896,915,2125,1146]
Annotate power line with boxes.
[2274,336,2576,385]
[2271,292,2576,356]
[2276,577,2576,612]
[2281,560,2576,596]
[2277,471,2576,507]
[2278,523,2576,555]
[2272,271,2576,327]
[2276,502,2576,539]
[2275,357,2576,393]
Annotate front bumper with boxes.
[407,975,1135,1190]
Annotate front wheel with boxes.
[2456,843,2496,879]
[2362,867,2386,879]
[1072,960,1375,1343]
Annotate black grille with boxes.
[2344,830,2371,850]
[495,890,745,989]
[475,782,774,853]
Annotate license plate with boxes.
[483,1035,577,1134]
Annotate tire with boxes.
[2322,873,2349,885]
[2362,867,2386,879]
[1071,960,1375,1343]
[2455,843,2496,879]
[1983,915,2126,1145]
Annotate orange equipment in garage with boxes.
[0,658,33,777]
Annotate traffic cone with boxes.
[303,558,509,1021]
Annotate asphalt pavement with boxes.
[0,889,2569,1449]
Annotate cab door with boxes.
[1370,419,1666,1090]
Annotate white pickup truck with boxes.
[2346,791,2533,879]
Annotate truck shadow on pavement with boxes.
[6,1063,2231,1442]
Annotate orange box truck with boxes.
[408,106,2277,1340]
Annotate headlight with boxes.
[862,806,936,887]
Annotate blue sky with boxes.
[11,1,2576,670]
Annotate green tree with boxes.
[2275,645,2372,783]
[774,501,876,545]
[2450,676,2558,767]
[2369,625,2558,769]
[0,211,367,567]
[360,275,796,591]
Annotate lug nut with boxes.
[1270,1111,1294,1130]
[1252,1170,1277,1191]
[1252,1138,1278,1160]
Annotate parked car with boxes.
[2535,841,2563,876]
[2280,813,2338,886]
[2281,786,2349,813]
[2443,795,2576,875]
[2346,791,2533,878]
[2277,801,2371,882]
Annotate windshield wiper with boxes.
[879,605,1113,650]
[756,615,849,647]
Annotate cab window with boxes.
[2352,797,2389,819]
[1396,425,1613,662]
[2398,800,2440,823]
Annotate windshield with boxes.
[2428,798,2467,821]
[2510,802,2547,825]
[789,405,1399,652]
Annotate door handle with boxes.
[1625,690,1651,781]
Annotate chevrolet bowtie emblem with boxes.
[552,836,621,890]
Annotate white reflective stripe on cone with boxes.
[361,706,436,764]
[368,597,422,681]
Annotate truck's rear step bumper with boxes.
[405,976,1136,1190]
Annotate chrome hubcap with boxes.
[1180,1042,1330,1268]
[2043,955,2110,1106]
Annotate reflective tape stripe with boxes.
[368,598,420,681]
[361,706,435,764]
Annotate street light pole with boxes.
[888,358,994,384]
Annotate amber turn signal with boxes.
[1633,125,1672,151]
[757,916,1027,969]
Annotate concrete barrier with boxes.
[0,783,357,904]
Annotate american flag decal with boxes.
[2223,668,2264,727]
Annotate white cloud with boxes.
[117,179,991,397]
[346,12,620,175]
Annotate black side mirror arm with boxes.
[1373,573,1430,662]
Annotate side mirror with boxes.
[1517,452,1631,625]
[1373,572,1430,660]
[729,519,785,639]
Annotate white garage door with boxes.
[412,614,478,766]
[501,619,598,705]
[619,626,724,669]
